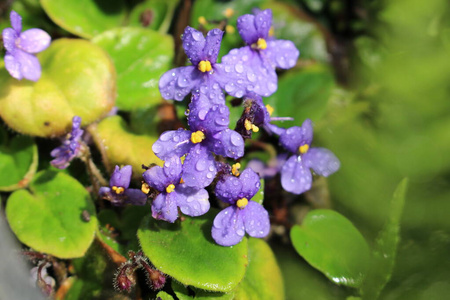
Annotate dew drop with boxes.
[235,63,244,73]
[196,160,207,171]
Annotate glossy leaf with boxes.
[89,115,162,176]
[92,27,174,111]
[128,0,180,31]
[6,171,97,258]
[0,128,38,191]
[40,0,127,38]
[156,291,176,300]
[361,179,408,299]
[291,209,370,288]
[172,281,234,300]
[0,39,116,137]
[137,211,248,292]
[233,238,284,300]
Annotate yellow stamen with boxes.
[224,8,234,18]
[251,124,259,132]
[299,144,310,154]
[244,119,259,132]
[190,131,206,144]
[256,38,267,50]
[236,198,248,208]
[141,183,150,194]
[198,16,207,25]
[225,25,235,34]
[112,186,125,195]
[265,104,274,116]
[232,163,241,177]
[180,178,185,184]
[166,184,175,194]
[268,26,275,37]
[198,60,212,73]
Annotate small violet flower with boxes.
[2,11,51,81]
[152,93,244,188]
[50,116,83,169]
[221,9,299,97]
[99,165,147,206]
[142,156,210,223]
[279,119,340,194]
[159,26,249,103]
[212,168,270,246]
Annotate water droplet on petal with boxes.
[235,63,244,73]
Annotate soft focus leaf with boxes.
[40,0,127,38]
[361,179,408,299]
[92,27,174,111]
[172,281,234,300]
[0,39,116,137]
[128,0,180,31]
[291,209,370,288]
[89,115,162,176]
[0,128,38,191]
[137,211,248,292]
[6,170,97,258]
[233,238,284,300]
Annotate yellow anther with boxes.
[265,104,274,116]
[198,16,207,25]
[299,144,310,154]
[141,183,150,194]
[112,186,125,195]
[256,38,267,50]
[190,131,206,144]
[224,8,234,18]
[269,26,275,37]
[232,163,241,177]
[180,178,185,184]
[225,25,235,34]
[244,119,259,132]
[251,124,259,132]
[166,184,175,194]
[198,60,212,73]
[236,198,248,208]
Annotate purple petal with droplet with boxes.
[152,129,192,161]
[110,165,132,188]
[242,201,270,238]
[10,11,22,34]
[124,188,147,206]
[151,193,179,223]
[215,174,243,204]
[204,28,223,64]
[254,9,272,39]
[279,119,313,153]
[175,184,210,217]
[143,165,170,192]
[208,128,244,159]
[14,49,41,81]
[18,29,51,53]
[2,28,18,53]
[159,66,200,101]
[182,26,206,65]
[303,147,340,177]
[238,168,260,199]
[182,144,217,188]
[237,14,258,45]
[265,39,299,69]
[4,52,22,80]
[280,155,312,194]
[211,206,245,247]
[188,100,229,135]
[162,155,183,184]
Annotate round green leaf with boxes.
[0,39,116,137]
[6,170,98,258]
[172,281,234,300]
[234,238,284,300]
[290,209,370,288]
[92,27,174,111]
[40,0,127,38]
[137,211,249,292]
[89,115,162,176]
[0,128,38,191]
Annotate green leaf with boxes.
[265,64,335,126]
[172,281,235,300]
[128,0,180,31]
[6,170,97,258]
[252,178,265,205]
[0,39,116,137]
[156,291,176,300]
[40,0,127,38]
[89,115,162,176]
[0,129,38,191]
[290,209,370,288]
[137,211,248,292]
[361,179,408,299]
[233,238,284,300]
[92,27,174,111]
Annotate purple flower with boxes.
[159,27,248,103]
[2,11,51,81]
[143,156,210,223]
[50,116,84,169]
[152,93,244,188]
[99,165,147,206]
[212,168,270,246]
[279,119,340,194]
[221,9,299,97]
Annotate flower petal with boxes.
[182,144,217,188]
[280,155,312,194]
[152,129,192,161]
[265,39,299,69]
[4,52,23,80]
[162,155,183,184]
[182,26,206,65]
[303,147,340,177]
[215,174,243,204]
[204,28,223,64]
[237,14,258,45]
[254,9,272,39]
[242,201,270,238]
[188,100,229,135]
[279,119,313,153]
[10,11,22,34]
[175,185,210,217]
[14,49,41,81]
[208,128,244,159]
[159,66,200,101]
[151,193,179,223]
[211,206,245,247]
[2,28,18,53]
[238,168,261,199]
[18,29,51,53]
[143,165,170,192]
[110,165,132,188]
[123,188,147,206]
